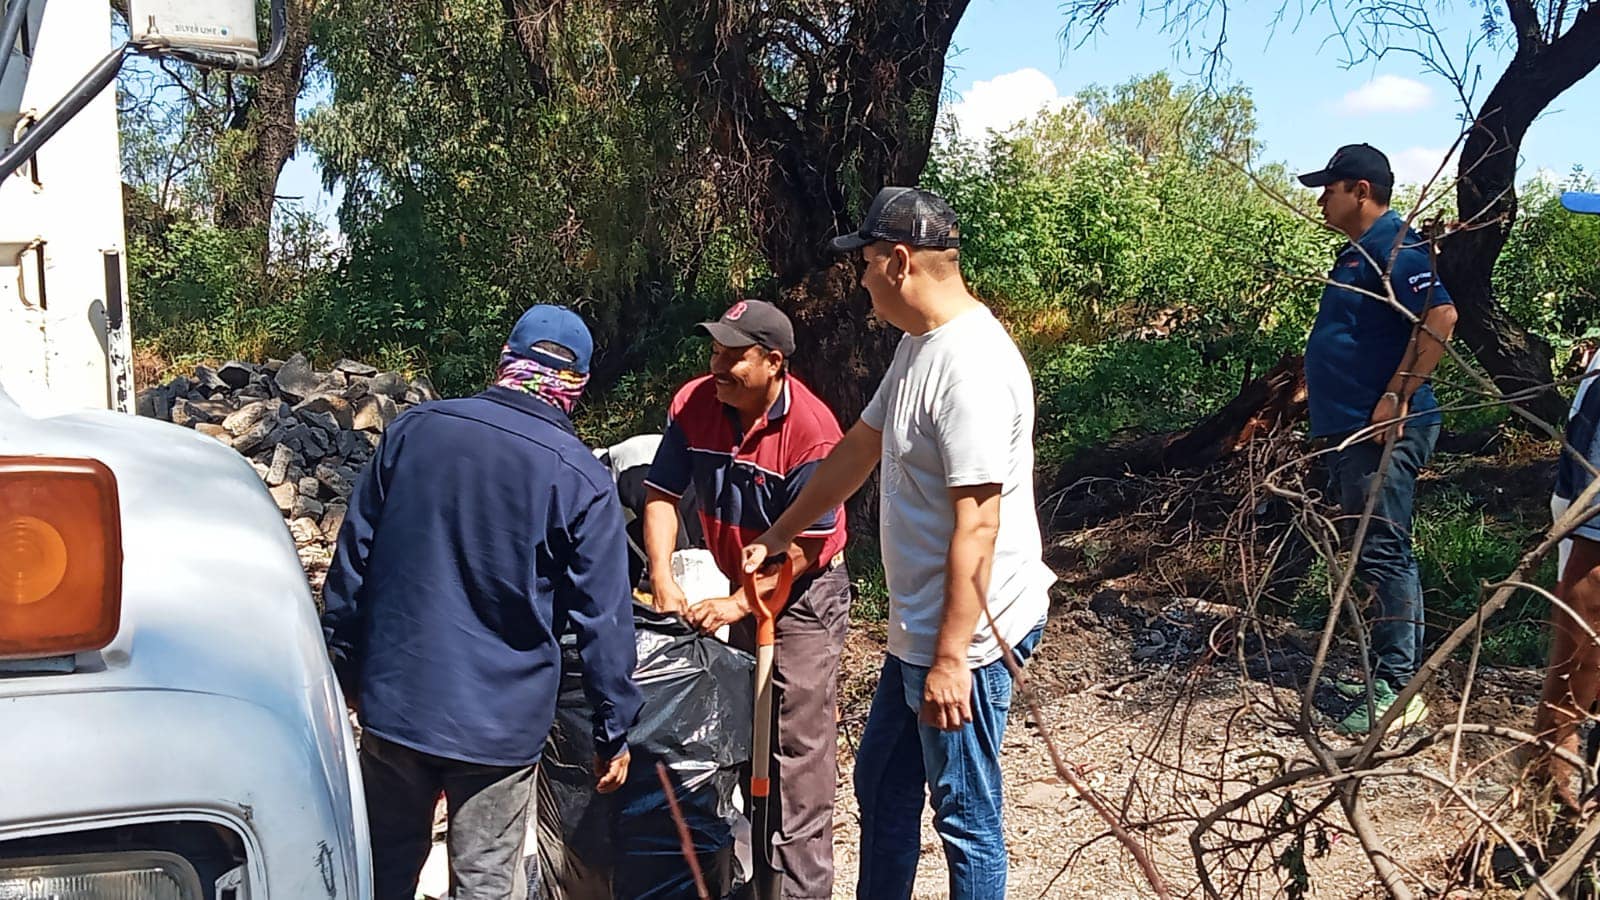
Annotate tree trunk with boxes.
[214,0,316,239]
[1437,2,1600,431]
[655,0,970,532]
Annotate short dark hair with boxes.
[532,339,577,363]
[1340,178,1392,206]
[912,245,963,280]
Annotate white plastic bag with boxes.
[671,549,733,642]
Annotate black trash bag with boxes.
[534,606,753,899]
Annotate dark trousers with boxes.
[362,732,537,900]
[729,565,851,899]
[1327,421,1440,688]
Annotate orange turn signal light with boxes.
[0,457,122,659]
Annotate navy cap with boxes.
[698,299,796,357]
[506,305,593,374]
[831,187,961,253]
[1298,143,1395,190]
[1562,192,1600,215]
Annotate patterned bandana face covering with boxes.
[494,345,589,414]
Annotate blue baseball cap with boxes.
[506,305,593,374]
[1562,192,1600,215]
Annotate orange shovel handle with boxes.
[741,556,795,647]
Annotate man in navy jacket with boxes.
[322,305,643,900]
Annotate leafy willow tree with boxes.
[1078,72,1257,169]
[116,1,330,366]
[645,0,968,422]
[924,75,1332,461]
[929,76,1328,339]
[304,1,748,389]
[304,0,978,450]
[1061,0,1600,428]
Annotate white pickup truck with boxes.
[0,0,372,896]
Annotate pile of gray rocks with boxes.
[136,353,439,594]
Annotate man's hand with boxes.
[1370,391,1407,444]
[742,532,790,575]
[650,576,690,617]
[684,594,751,634]
[594,748,631,794]
[920,659,974,732]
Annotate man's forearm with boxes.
[746,536,824,597]
[766,421,881,544]
[935,530,995,664]
[1388,305,1458,400]
[934,487,1001,665]
[642,490,681,587]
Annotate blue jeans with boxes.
[853,622,1045,900]
[1328,421,1439,688]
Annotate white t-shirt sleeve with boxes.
[935,377,1015,487]
[861,376,889,432]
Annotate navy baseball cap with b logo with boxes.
[830,187,962,253]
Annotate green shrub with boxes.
[1029,332,1302,465]
[1414,487,1554,666]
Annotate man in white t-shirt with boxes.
[742,187,1054,899]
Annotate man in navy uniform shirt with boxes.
[1298,144,1458,735]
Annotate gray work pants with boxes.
[361,732,537,900]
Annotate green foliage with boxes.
[1030,334,1300,463]
[922,75,1329,465]
[1413,487,1554,665]
[1078,72,1258,168]
[1495,171,1600,339]
[128,204,334,368]
[299,0,751,395]
[928,76,1328,342]
[842,534,891,621]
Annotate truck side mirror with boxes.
[0,0,285,178]
[129,0,288,71]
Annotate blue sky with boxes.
[942,0,1597,183]
[276,1,1598,231]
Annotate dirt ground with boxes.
[823,591,1554,899]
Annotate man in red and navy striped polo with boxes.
[642,298,850,898]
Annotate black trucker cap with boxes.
[830,187,962,253]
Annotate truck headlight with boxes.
[0,851,201,898]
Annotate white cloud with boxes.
[1335,75,1434,115]
[942,68,1073,139]
[1389,146,1456,187]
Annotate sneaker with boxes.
[1335,679,1429,735]
[1331,675,1368,698]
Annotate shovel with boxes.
[742,553,795,900]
